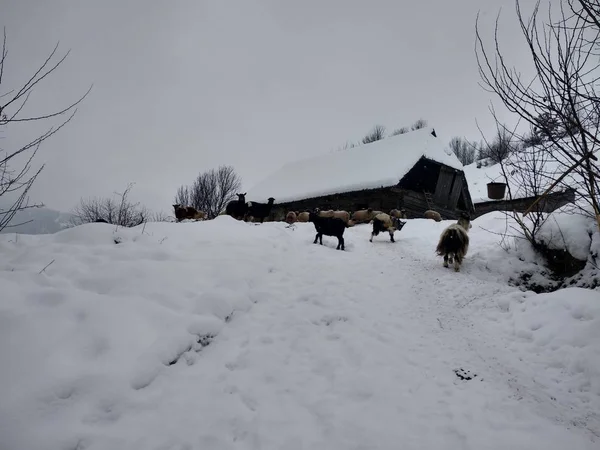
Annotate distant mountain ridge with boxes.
[0,204,74,235]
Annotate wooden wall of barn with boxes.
[271,186,472,221]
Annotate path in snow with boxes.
[1,219,597,450]
[89,223,594,449]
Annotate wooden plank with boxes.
[434,167,455,206]
[448,173,463,210]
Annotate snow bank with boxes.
[536,207,595,261]
[246,127,463,203]
[0,217,300,450]
[1,214,598,448]
[473,287,600,435]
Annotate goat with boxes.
[225,193,248,220]
[308,210,347,250]
[457,211,472,232]
[435,213,471,272]
[246,197,275,223]
[369,212,406,243]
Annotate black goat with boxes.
[225,193,248,220]
[246,197,275,223]
[308,211,347,250]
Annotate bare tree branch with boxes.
[69,183,149,228]
[0,27,91,232]
[475,0,600,234]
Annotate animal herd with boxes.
[173,194,472,273]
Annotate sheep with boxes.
[246,197,275,223]
[390,208,407,219]
[352,208,376,224]
[317,209,335,218]
[347,219,356,227]
[369,212,407,243]
[285,211,297,224]
[296,211,310,222]
[424,209,442,222]
[435,213,471,272]
[225,193,248,220]
[308,210,347,250]
[331,210,350,223]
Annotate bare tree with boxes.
[448,136,478,165]
[150,210,173,222]
[411,118,428,130]
[478,127,519,163]
[391,126,410,136]
[332,140,358,152]
[0,28,92,232]
[362,124,386,144]
[174,185,190,207]
[475,0,600,232]
[175,165,242,219]
[70,183,148,227]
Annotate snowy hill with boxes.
[0,216,598,449]
[0,204,74,235]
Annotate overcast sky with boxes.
[1,0,538,214]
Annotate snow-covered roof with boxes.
[246,127,464,203]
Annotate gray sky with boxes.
[1,0,537,214]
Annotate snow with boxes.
[1,215,599,449]
[476,288,600,432]
[246,127,463,203]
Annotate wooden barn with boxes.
[246,127,475,220]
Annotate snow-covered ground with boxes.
[1,215,599,449]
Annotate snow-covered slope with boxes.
[0,216,598,449]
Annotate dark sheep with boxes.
[308,211,347,250]
[225,193,248,220]
[246,197,275,223]
[173,204,206,222]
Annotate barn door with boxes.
[433,167,456,207]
